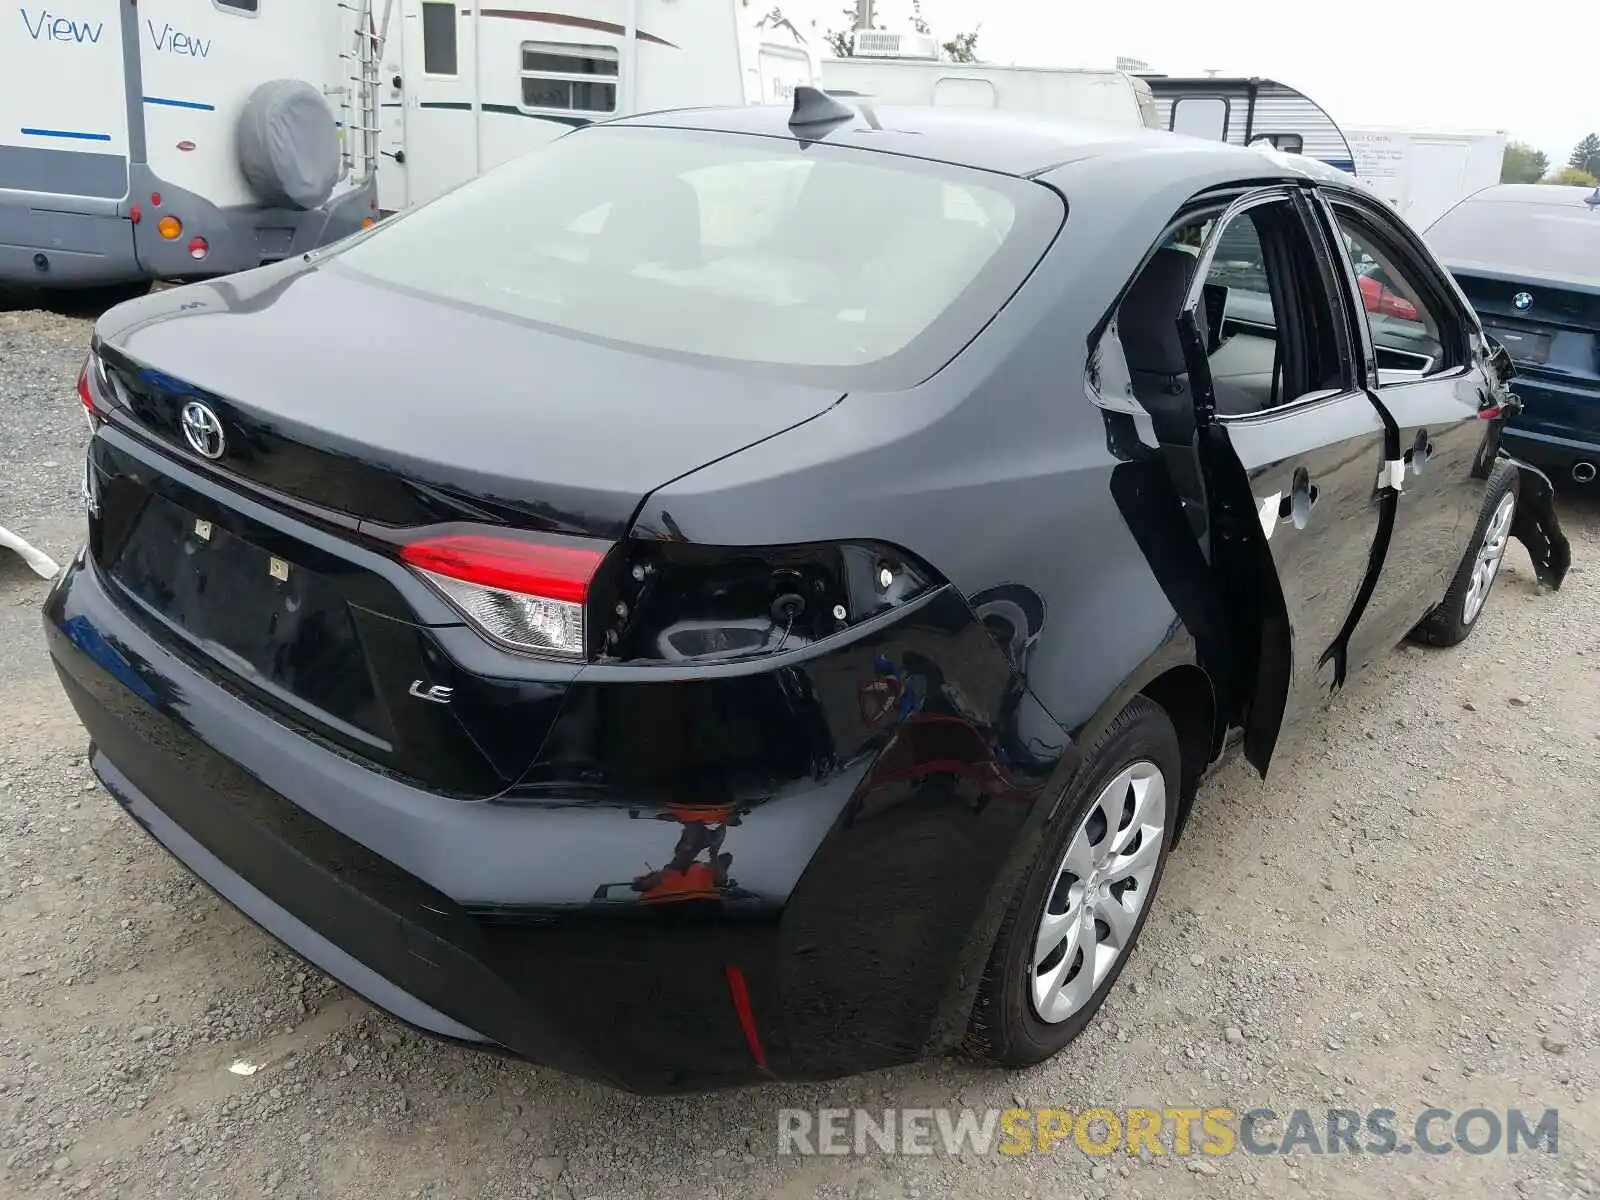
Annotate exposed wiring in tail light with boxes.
[598,539,941,665]
[399,530,613,660]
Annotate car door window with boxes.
[1180,201,1346,417]
[1327,205,1462,386]
[1116,199,1349,423]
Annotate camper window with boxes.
[1170,97,1228,142]
[421,1,458,76]
[520,44,620,115]
[214,0,258,12]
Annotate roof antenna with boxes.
[788,85,855,130]
[1586,186,1600,211]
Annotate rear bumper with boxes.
[92,749,492,1047]
[0,173,375,289]
[43,548,1062,1091]
[131,169,376,280]
[1502,425,1600,480]
[0,191,137,287]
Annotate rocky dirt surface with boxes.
[2,300,1597,1200]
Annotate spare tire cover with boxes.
[237,79,340,210]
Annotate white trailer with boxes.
[1,0,384,294]
[376,1,819,212]
[819,34,1158,131]
[1345,127,1508,232]
[1140,76,1355,173]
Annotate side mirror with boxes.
[1484,334,1515,385]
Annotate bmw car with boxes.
[45,92,1570,1093]
[1426,183,1600,485]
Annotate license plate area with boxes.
[110,493,386,738]
[1485,324,1552,366]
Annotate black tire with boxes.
[1410,461,1520,648]
[965,696,1180,1067]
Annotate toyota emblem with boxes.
[1513,291,1533,310]
[180,400,226,459]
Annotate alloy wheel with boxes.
[1462,491,1516,626]
[1030,760,1167,1024]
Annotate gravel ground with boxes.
[2,299,1597,1200]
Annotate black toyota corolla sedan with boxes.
[45,92,1570,1093]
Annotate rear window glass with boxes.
[1427,195,1600,279]
[331,126,1061,380]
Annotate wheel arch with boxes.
[1055,646,1222,842]
[1138,663,1219,842]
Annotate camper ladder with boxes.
[334,0,395,184]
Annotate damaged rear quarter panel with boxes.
[622,161,1269,1052]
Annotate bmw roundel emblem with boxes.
[1513,291,1533,310]
[180,400,226,460]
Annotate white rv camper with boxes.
[819,32,1159,131]
[1141,76,1356,174]
[1,0,383,294]
[1346,127,1508,232]
[376,1,820,212]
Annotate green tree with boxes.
[824,5,858,58]
[942,26,981,62]
[1500,140,1548,184]
[1569,133,1600,177]
[1545,165,1599,187]
[823,3,981,64]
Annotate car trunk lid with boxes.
[85,264,843,796]
[95,262,844,539]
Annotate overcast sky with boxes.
[784,0,1591,166]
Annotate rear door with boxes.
[1179,188,1392,772]
[1315,191,1498,666]
[400,0,477,207]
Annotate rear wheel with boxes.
[1411,462,1519,647]
[966,696,1179,1067]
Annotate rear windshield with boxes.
[332,125,1062,382]
[1427,194,1600,279]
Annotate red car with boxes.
[1358,269,1419,321]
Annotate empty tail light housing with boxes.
[400,530,612,660]
[598,539,942,665]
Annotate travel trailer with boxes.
[1140,75,1356,173]
[375,1,820,212]
[819,32,1160,130]
[1,0,383,295]
[1345,127,1508,232]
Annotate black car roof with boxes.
[606,101,1276,181]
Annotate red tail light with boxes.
[78,352,113,431]
[399,532,609,659]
